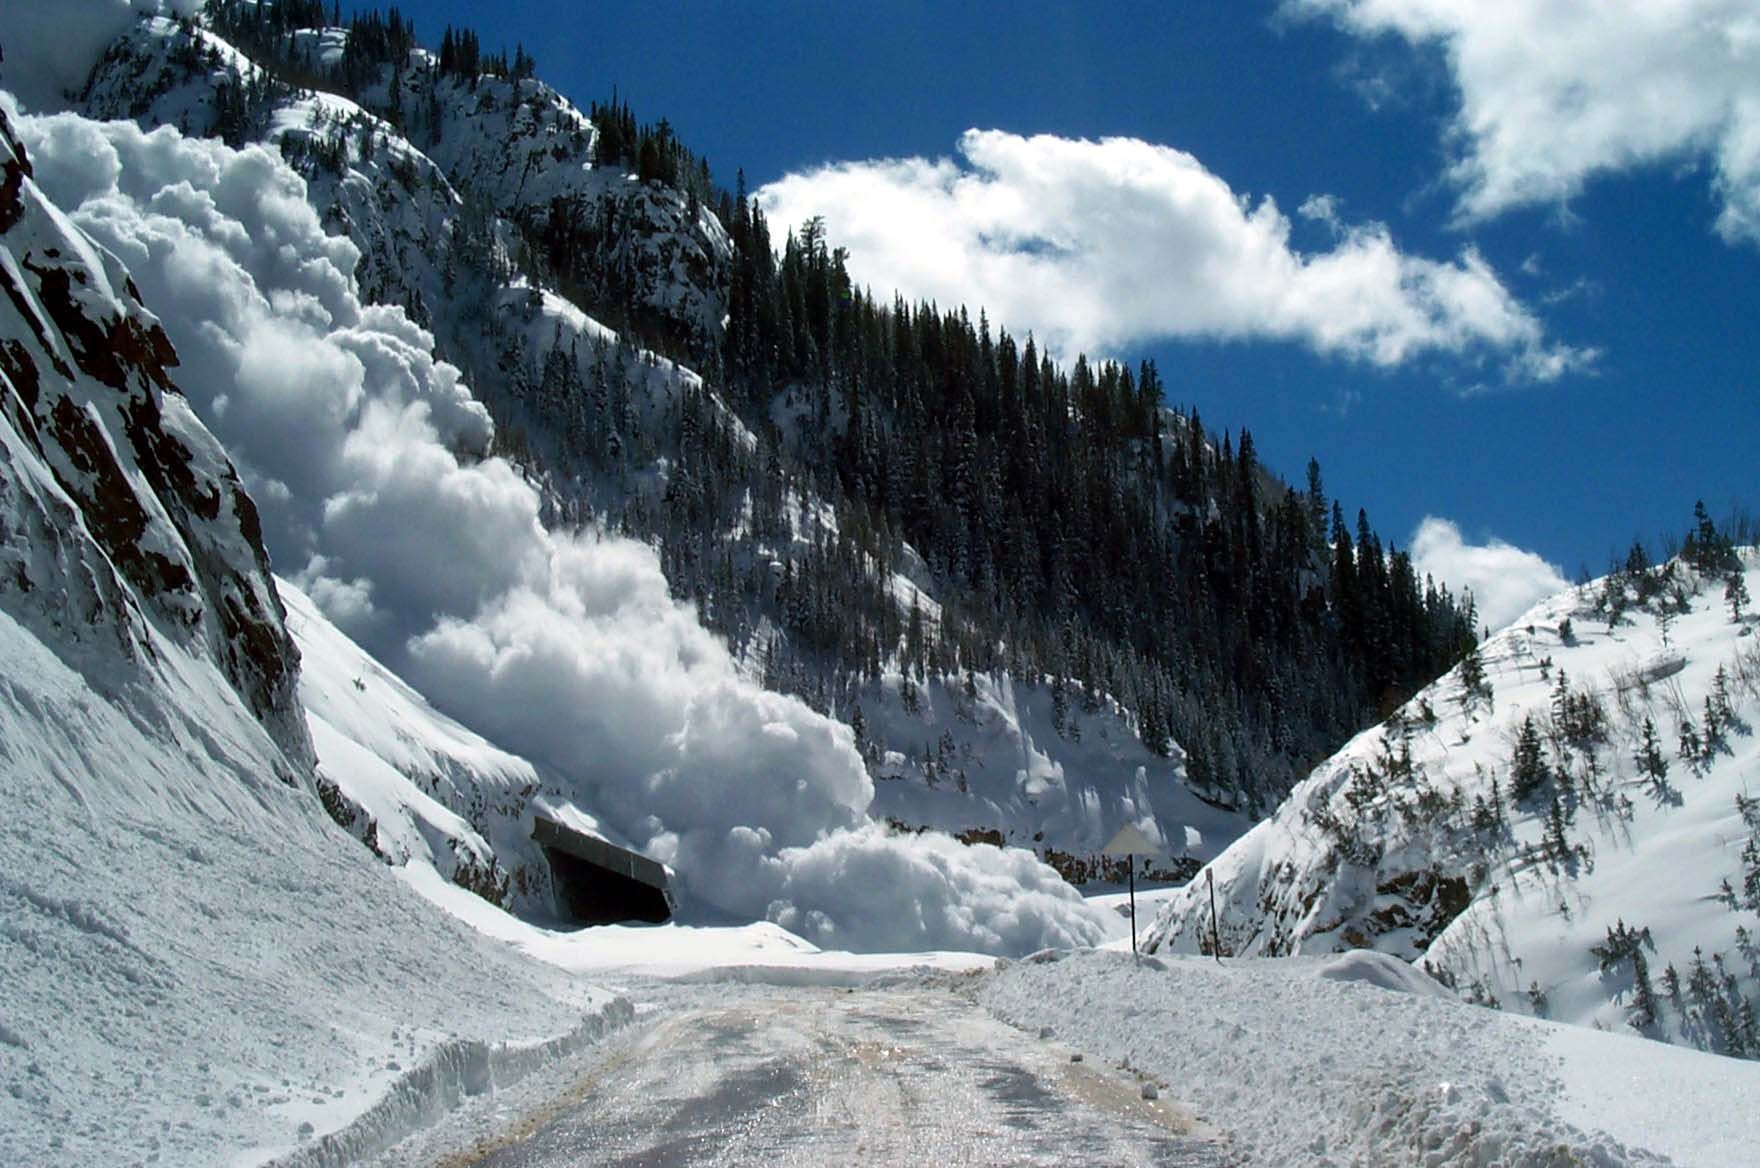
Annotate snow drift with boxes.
[985,949,1760,1167]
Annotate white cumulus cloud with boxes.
[16,110,1103,954]
[757,129,1586,380]
[1295,0,1760,244]
[1411,516,1570,633]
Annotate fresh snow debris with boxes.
[394,859,994,983]
[1313,949,1457,999]
[1149,552,1760,1060]
[981,949,1726,1166]
[1088,882,1187,948]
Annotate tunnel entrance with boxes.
[533,816,674,925]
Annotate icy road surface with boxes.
[391,980,1224,1167]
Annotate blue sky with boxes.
[384,1,1756,620]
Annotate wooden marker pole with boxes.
[1129,857,1137,956]
[1100,824,1163,962]
[1207,868,1221,963]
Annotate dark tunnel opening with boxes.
[532,816,674,926]
[542,843,672,925]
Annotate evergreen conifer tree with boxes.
[1678,716,1703,769]
[1635,716,1670,792]
[1511,716,1549,801]
[1459,646,1490,713]
[1631,949,1660,1031]
[1544,792,1572,862]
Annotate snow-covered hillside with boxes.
[72,7,1262,882]
[5,76,1113,955]
[1148,548,1760,1056]
[856,664,1247,880]
[79,11,728,344]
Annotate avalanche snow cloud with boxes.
[758,129,1588,380]
[1295,0,1760,245]
[13,105,1102,955]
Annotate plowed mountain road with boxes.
[416,981,1228,1167]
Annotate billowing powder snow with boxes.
[11,104,1103,955]
[0,1,200,113]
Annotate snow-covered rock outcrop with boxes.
[80,13,729,344]
[0,100,308,769]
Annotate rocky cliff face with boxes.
[0,106,312,774]
[79,17,729,349]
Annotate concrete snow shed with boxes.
[532,815,675,925]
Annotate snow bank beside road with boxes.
[0,556,624,1168]
[261,998,634,1168]
[979,950,1758,1166]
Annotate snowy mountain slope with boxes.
[284,574,538,904]
[18,3,1482,895]
[858,665,1250,879]
[1147,548,1760,1056]
[79,11,728,343]
[23,6,1255,902]
[8,90,1114,954]
[0,101,626,1168]
[0,597,628,1168]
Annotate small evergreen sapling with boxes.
[1458,646,1492,714]
[1677,715,1703,772]
[1663,962,1684,1010]
[1510,716,1549,802]
[1630,950,1660,1032]
[1544,792,1573,864]
[1634,716,1670,794]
